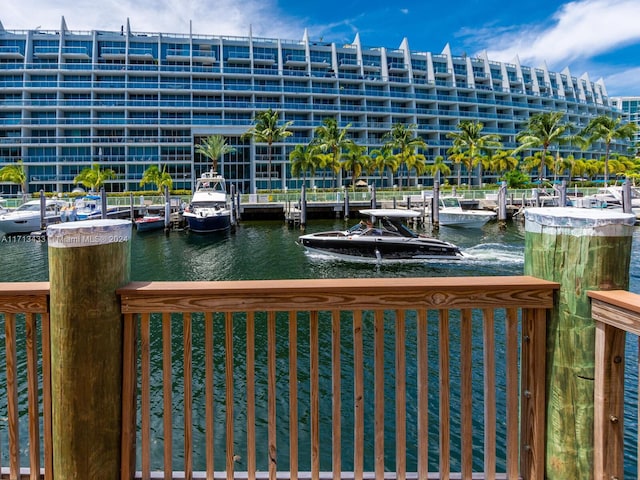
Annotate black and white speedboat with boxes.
[183,171,231,233]
[298,208,462,261]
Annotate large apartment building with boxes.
[612,97,640,154]
[0,18,624,194]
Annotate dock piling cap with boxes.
[525,207,636,236]
[47,219,132,248]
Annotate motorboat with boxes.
[135,214,166,232]
[182,171,231,233]
[0,199,67,236]
[298,208,462,261]
[437,197,497,228]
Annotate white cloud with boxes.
[478,0,640,68]
[0,0,305,40]
[602,66,640,97]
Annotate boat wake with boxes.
[459,243,524,265]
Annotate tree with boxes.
[428,155,452,184]
[312,118,351,189]
[0,161,28,198]
[243,109,293,190]
[383,123,427,188]
[369,146,398,187]
[140,165,173,193]
[341,142,369,190]
[487,150,519,178]
[513,111,571,185]
[447,121,502,188]
[289,144,318,188]
[195,134,235,174]
[581,115,638,186]
[73,164,116,192]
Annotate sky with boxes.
[1,0,639,97]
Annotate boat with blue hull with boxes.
[183,171,231,233]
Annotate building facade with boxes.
[612,97,640,154]
[0,18,624,194]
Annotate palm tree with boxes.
[513,111,570,185]
[73,164,116,192]
[0,161,28,198]
[341,142,369,190]
[289,144,318,188]
[312,118,351,189]
[369,146,398,187]
[428,155,452,184]
[581,115,638,186]
[383,123,427,188]
[195,134,235,174]
[140,165,173,193]
[243,109,293,190]
[446,120,502,188]
[487,150,519,179]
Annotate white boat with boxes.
[0,199,67,236]
[437,197,496,228]
[298,208,462,262]
[182,171,231,233]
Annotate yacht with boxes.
[182,171,231,233]
[0,199,67,236]
[437,197,497,228]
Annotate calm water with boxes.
[1,219,639,474]
[0,219,529,282]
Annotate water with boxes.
[1,219,639,474]
[0,219,528,282]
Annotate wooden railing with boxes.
[1,276,559,479]
[589,289,640,480]
[0,282,53,480]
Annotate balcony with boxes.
[0,46,25,60]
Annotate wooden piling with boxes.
[47,219,132,480]
[344,189,350,220]
[39,190,46,230]
[498,182,507,225]
[431,181,440,229]
[100,187,107,219]
[524,207,635,479]
[300,184,307,228]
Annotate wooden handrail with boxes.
[117,276,557,480]
[590,289,640,479]
[0,277,559,480]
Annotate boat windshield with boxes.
[15,203,41,212]
[381,218,418,238]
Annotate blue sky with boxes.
[2,0,639,96]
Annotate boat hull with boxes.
[299,235,461,261]
[438,211,496,228]
[0,216,44,235]
[135,217,166,232]
[184,212,231,233]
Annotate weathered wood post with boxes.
[47,219,132,480]
[622,178,632,214]
[497,181,507,225]
[370,184,376,209]
[431,181,439,229]
[524,207,635,479]
[129,192,134,221]
[343,188,350,220]
[100,187,107,219]
[39,189,46,230]
[300,184,307,229]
